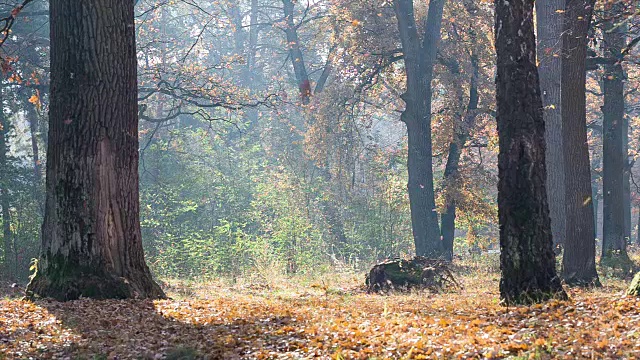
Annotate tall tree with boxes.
[279,0,347,247]
[536,0,565,250]
[393,0,446,258]
[601,1,630,265]
[560,0,600,286]
[494,0,567,305]
[441,53,480,261]
[26,0,165,300]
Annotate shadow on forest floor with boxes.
[1,295,310,359]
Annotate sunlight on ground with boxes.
[1,256,639,359]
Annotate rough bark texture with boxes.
[394,0,446,258]
[0,92,14,281]
[441,54,479,261]
[26,0,165,301]
[560,0,600,286]
[601,2,628,263]
[536,0,566,249]
[494,0,567,305]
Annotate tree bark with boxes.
[536,0,565,250]
[26,0,165,301]
[441,54,479,261]
[495,0,567,305]
[394,0,446,258]
[601,2,629,263]
[0,91,14,281]
[560,0,600,286]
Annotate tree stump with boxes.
[365,257,460,293]
[628,272,640,296]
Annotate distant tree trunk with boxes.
[282,0,311,105]
[0,92,14,281]
[536,0,566,250]
[495,0,567,305]
[279,0,346,246]
[394,0,446,258]
[245,0,261,130]
[441,54,479,261]
[26,0,165,301]
[229,3,246,58]
[248,0,260,73]
[561,0,600,286]
[25,104,44,214]
[601,2,629,264]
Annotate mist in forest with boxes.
[0,0,637,288]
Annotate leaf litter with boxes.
[1,275,639,359]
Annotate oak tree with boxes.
[494,0,567,305]
[26,0,165,300]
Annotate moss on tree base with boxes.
[25,255,165,301]
[499,287,568,306]
[628,272,640,296]
[562,272,602,288]
[600,250,636,278]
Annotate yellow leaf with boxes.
[28,93,39,105]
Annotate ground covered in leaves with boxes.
[1,260,640,359]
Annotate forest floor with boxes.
[1,253,640,359]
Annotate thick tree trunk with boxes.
[536,0,566,249]
[495,0,567,305]
[0,93,14,281]
[560,0,600,286]
[26,0,165,301]
[601,2,630,266]
[394,0,446,258]
[441,54,479,261]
